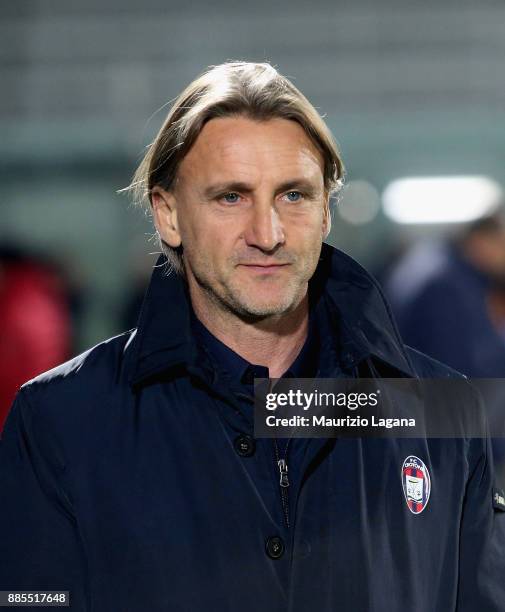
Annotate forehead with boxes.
[178,116,324,185]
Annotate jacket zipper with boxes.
[273,438,290,528]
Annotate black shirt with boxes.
[190,305,332,487]
[191,308,320,393]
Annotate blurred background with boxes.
[2,0,505,426]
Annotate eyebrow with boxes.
[203,178,320,199]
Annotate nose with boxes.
[243,201,286,252]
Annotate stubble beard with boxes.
[187,258,309,322]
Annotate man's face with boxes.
[154,116,329,320]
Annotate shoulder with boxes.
[404,345,486,427]
[23,329,135,391]
[11,329,136,430]
[404,345,467,379]
[0,329,141,476]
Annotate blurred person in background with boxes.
[385,212,505,377]
[0,246,72,431]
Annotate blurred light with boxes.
[382,176,503,224]
[337,180,381,225]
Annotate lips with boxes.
[241,263,287,267]
[239,263,289,268]
[238,263,290,273]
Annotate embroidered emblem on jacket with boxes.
[402,455,431,514]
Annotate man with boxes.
[0,62,503,611]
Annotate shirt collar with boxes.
[190,306,321,388]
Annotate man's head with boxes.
[128,62,344,321]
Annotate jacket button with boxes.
[266,536,285,560]
[234,435,256,457]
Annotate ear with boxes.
[151,186,182,248]
[322,195,332,239]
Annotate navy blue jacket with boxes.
[1,243,503,611]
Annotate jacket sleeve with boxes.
[457,432,505,611]
[0,390,88,611]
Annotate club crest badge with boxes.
[402,455,431,514]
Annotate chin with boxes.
[232,294,299,318]
[242,304,289,317]
[220,279,304,318]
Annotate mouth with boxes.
[238,263,290,273]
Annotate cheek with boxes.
[284,204,326,230]
[178,209,212,249]
[181,214,237,261]
[288,212,325,245]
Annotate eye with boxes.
[284,191,303,202]
[221,192,241,204]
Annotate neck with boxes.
[190,290,310,379]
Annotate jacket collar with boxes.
[126,242,416,387]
